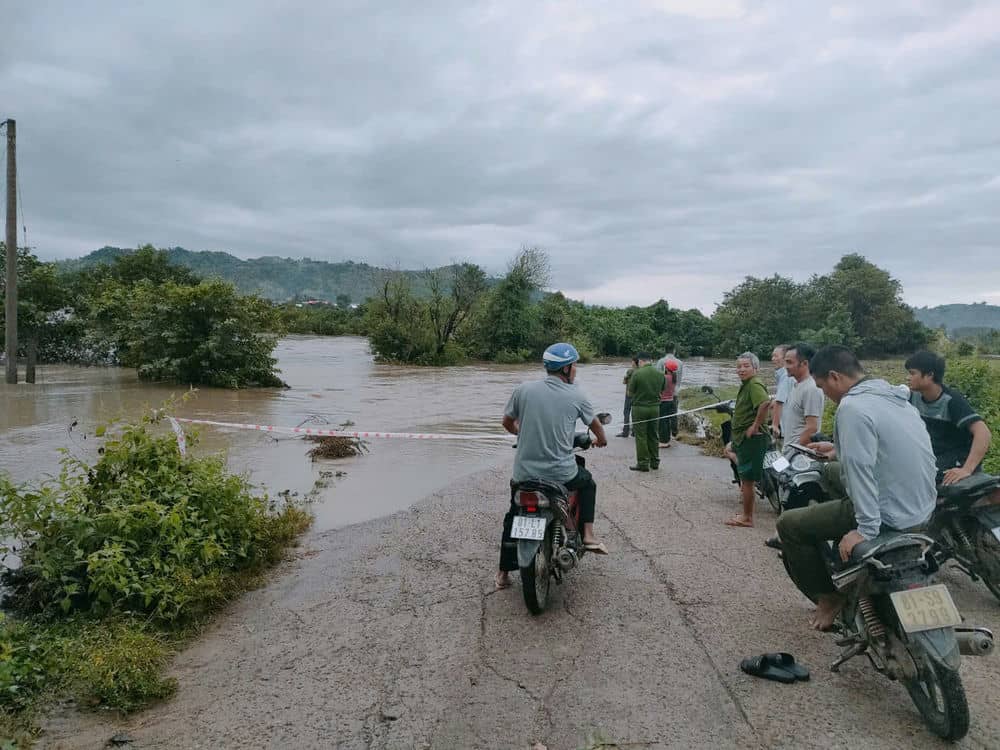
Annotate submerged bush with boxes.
[0,408,311,723]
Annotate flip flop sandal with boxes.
[583,541,609,555]
[763,653,810,681]
[739,655,796,684]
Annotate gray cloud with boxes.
[4,0,999,312]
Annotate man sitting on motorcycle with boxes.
[495,343,608,590]
[905,350,992,486]
[776,345,937,630]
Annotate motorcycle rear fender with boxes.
[791,471,822,488]
[907,628,962,671]
[517,539,542,568]
[516,512,552,568]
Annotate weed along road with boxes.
[41,439,1000,750]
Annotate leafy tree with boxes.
[364,271,436,362]
[806,254,929,355]
[0,245,72,359]
[713,275,807,356]
[426,263,487,357]
[472,246,549,360]
[91,279,285,387]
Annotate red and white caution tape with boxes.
[170,400,730,443]
[171,417,515,441]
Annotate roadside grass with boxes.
[0,406,312,746]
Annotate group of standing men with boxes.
[618,344,684,472]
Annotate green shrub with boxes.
[0,409,311,724]
[0,411,309,624]
[945,357,1000,474]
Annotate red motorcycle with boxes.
[508,424,606,615]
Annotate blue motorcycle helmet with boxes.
[542,342,580,372]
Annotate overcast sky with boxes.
[4,1,999,313]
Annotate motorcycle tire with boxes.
[902,639,970,741]
[520,529,553,615]
[970,522,1000,604]
[760,472,781,515]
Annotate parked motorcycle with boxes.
[508,415,610,615]
[783,530,993,740]
[928,473,1000,603]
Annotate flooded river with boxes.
[1,337,738,531]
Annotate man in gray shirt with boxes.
[780,342,825,446]
[776,345,936,631]
[495,343,608,590]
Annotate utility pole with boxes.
[5,118,17,384]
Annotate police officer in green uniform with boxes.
[627,352,666,472]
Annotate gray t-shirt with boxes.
[505,376,596,483]
[781,375,825,443]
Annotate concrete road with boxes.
[40,439,1000,749]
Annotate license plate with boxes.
[890,584,963,633]
[511,515,546,540]
[771,456,790,473]
[763,450,782,469]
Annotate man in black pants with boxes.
[618,355,639,437]
[495,342,608,589]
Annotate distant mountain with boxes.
[58,247,473,303]
[914,303,1000,334]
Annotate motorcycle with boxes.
[508,415,610,615]
[928,473,1000,603]
[783,531,993,740]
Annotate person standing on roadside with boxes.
[770,344,792,443]
[658,360,679,447]
[781,342,825,447]
[725,352,771,528]
[657,342,684,438]
[617,355,640,438]
[627,352,666,472]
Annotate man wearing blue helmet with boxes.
[495,342,609,589]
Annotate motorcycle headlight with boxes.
[791,454,813,472]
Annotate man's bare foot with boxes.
[811,594,845,630]
[495,570,512,590]
[582,537,609,554]
[724,516,754,527]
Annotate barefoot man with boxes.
[724,352,771,528]
[775,345,937,630]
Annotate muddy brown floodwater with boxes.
[0,336,738,532]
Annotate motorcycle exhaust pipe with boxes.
[956,628,994,657]
[555,548,577,571]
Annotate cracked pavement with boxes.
[39,441,1000,749]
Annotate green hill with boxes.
[58,247,469,303]
[914,303,1000,334]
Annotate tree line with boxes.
[2,243,946,385]
[361,248,935,364]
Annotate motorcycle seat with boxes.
[849,531,929,564]
[937,473,999,501]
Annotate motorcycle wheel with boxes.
[761,471,781,515]
[902,644,970,741]
[970,522,1000,603]
[520,530,552,616]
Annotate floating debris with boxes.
[305,435,369,460]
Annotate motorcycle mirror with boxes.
[701,385,714,395]
[597,412,612,425]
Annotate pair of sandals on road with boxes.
[740,652,810,683]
